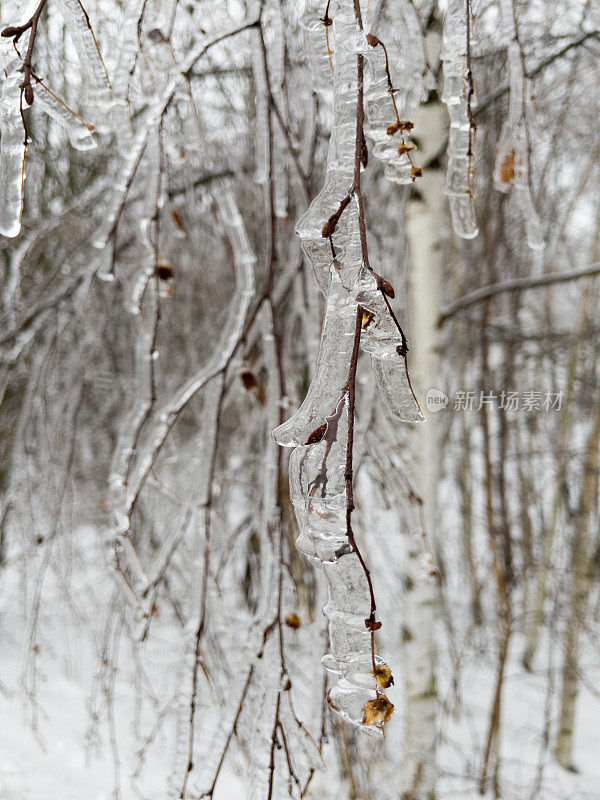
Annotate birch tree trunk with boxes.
[554,400,600,769]
[401,37,446,796]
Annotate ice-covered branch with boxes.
[441,0,479,239]
[0,57,26,238]
[273,0,423,736]
[362,1,427,184]
[492,0,544,250]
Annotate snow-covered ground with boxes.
[2,611,600,799]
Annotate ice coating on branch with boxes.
[337,255,424,423]
[296,0,360,293]
[252,34,269,185]
[441,0,478,239]
[57,0,131,147]
[34,83,97,151]
[493,2,544,250]
[274,0,424,735]
[0,58,26,238]
[286,396,389,736]
[111,185,255,597]
[363,0,427,184]
[273,270,358,447]
[300,0,336,108]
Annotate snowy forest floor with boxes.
[1,617,599,799]
[1,521,600,800]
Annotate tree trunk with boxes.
[402,46,446,799]
[554,402,600,769]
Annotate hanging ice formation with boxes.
[493,0,544,250]
[440,0,479,239]
[362,0,428,184]
[0,55,26,238]
[274,0,423,735]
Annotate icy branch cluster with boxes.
[441,0,479,239]
[0,0,128,239]
[493,0,545,250]
[275,0,422,735]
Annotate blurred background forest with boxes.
[0,1,599,799]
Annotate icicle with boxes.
[363,0,427,184]
[493,15,545,250]
[112,0,144,97]
[334,238,423,423]
[440,0,478,239]
[0,59,26,238]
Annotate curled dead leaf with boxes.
[374,663,394,689]
[398,141,416,156]
[362,695,394,727]
[361,310,375,329]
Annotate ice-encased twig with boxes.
[363,0,427,184]
[273,270,358,447]
[274,0,420,736]
[285,395,389,735]
[0,59,26,238]
[296,0,360,294]
[252,32,269,185]
[440,0,478,239]
[33,81,97,151]
[56,0,132,147]
[300,0,336,108]
[493,0,544,250]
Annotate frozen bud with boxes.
[285,612,301,629]
[420,551,440,577]
[171,208,186,232]
[155,263,173,280]
[380,278,395,299]
[305,423,327,445]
